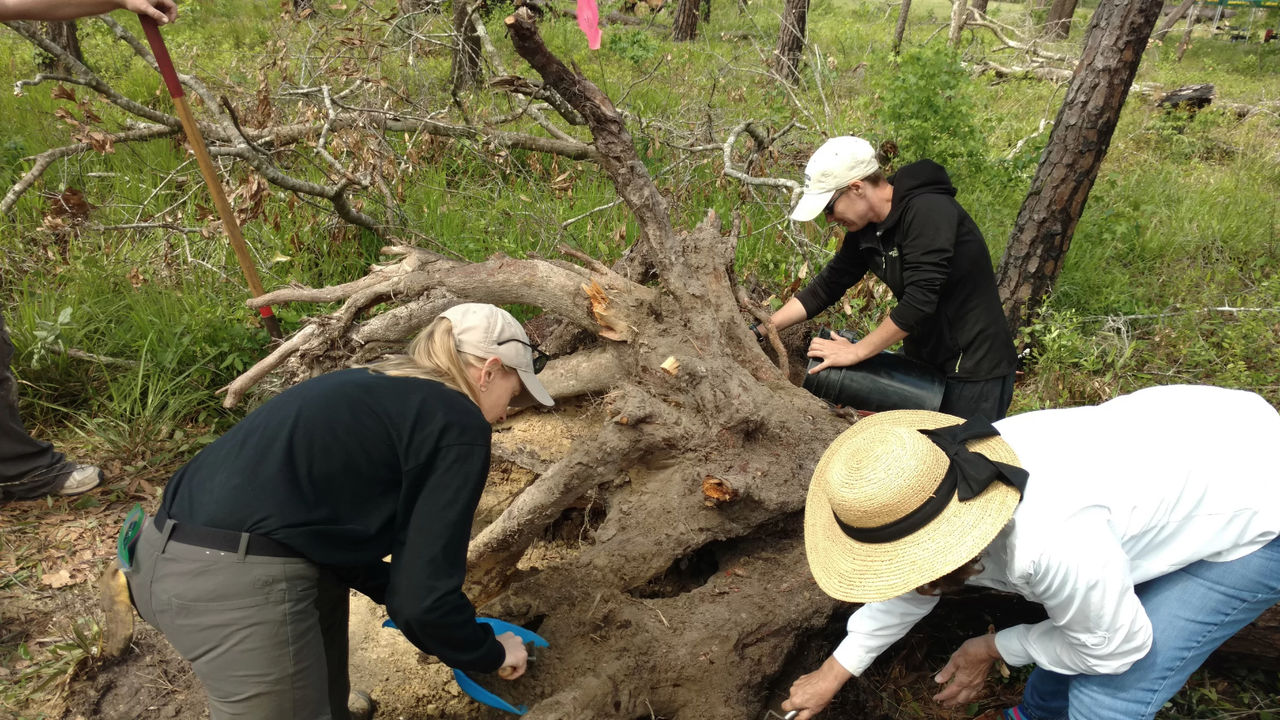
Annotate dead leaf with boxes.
[40,568,74,588]
[51,84,76,102]
[53,106,79,126]
[127,267,146,289]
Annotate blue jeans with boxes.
[1019,536,1280,720]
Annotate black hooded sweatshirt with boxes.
[794,160,1017,380]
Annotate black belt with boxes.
[154,512,304,559]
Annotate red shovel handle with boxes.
[137,15,184,99]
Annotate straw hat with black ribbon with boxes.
[804,410,1029,604]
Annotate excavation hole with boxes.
[544,495,608,546]
[626,540,727,599]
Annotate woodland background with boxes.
[1,0,1278,717]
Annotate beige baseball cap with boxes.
[440,303,554,408]
[789,136,881,222]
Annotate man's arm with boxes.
[0,0,176,23]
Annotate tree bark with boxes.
[774,0,810,84]
[1044,0,1079,38]
[996,0,1166,334]
[970,0,989,14]
[1176,0,1201,60]
[1153,0,1196,42]
[672,0,700,40]
[38,21,82,73]
[949,0,969,46]
[893,0,913,54]
[450,0,483,91]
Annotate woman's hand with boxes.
[495,631,528,680]
[932,633,1001,706]
[807,333,865,374]
[781,656,853,719]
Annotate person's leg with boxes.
[145,532,335,719]
[939,372,1015,421]
[0,312,68,500]
[1065,537,1280,720]
[317,570,353,720]
[1014,667,1071,720]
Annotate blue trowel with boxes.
[382,616,548,715]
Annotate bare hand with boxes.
[806,333,864,374]
[781,656,852,720]
[122,0,177,24]
[495,631,528,680]
[932,634,1001,706]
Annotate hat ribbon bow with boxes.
[833,418,1027,544]
[919,418,1028,501]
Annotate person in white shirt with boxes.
[784,385,1280,720]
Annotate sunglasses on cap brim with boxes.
[497,338,550,374]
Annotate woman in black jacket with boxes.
[765,136,1017,421]
[123,303,553,719]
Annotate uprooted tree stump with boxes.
[223,8,847,718]
[219,8,1280,717]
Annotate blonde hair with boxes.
[362,317,484,404]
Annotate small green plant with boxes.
[878,44,986,170]
[29,307,74,369]
[606,29,660,65]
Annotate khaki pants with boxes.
[128,518,351,720]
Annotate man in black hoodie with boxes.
[763,136,1017,421]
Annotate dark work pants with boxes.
[939,372,1016,422]
[128,519,352,720]
[0,312,68,501]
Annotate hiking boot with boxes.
[56,463,101,496]
[348,690,375,720]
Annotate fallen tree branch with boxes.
[965,9,1076,64]
[506,7,674,267]
[4,21,180,129]
[0,124,175,215]
[721,121,801,205]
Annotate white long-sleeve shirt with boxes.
[832,385,1280,677]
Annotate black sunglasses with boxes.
[498,338,550,374]
[822,186,849,218]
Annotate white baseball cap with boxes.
[789,136,881,222]
[440,303,554,407]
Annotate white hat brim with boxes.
[790,189,836,222]
[515,366,554,408]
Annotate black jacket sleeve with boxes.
[888,194,956,334]
[384,441,505,673]
[794,234,872,318]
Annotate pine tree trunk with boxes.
[672,0,701,40]
[450,0,483,91]
[774,0,809,84]
[1044,0,1079,38]
[1176,0,1201,60]
[949,0,969,46]
[996,0,1166,334]
[893,0,913,54]
[38,21,82,73]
